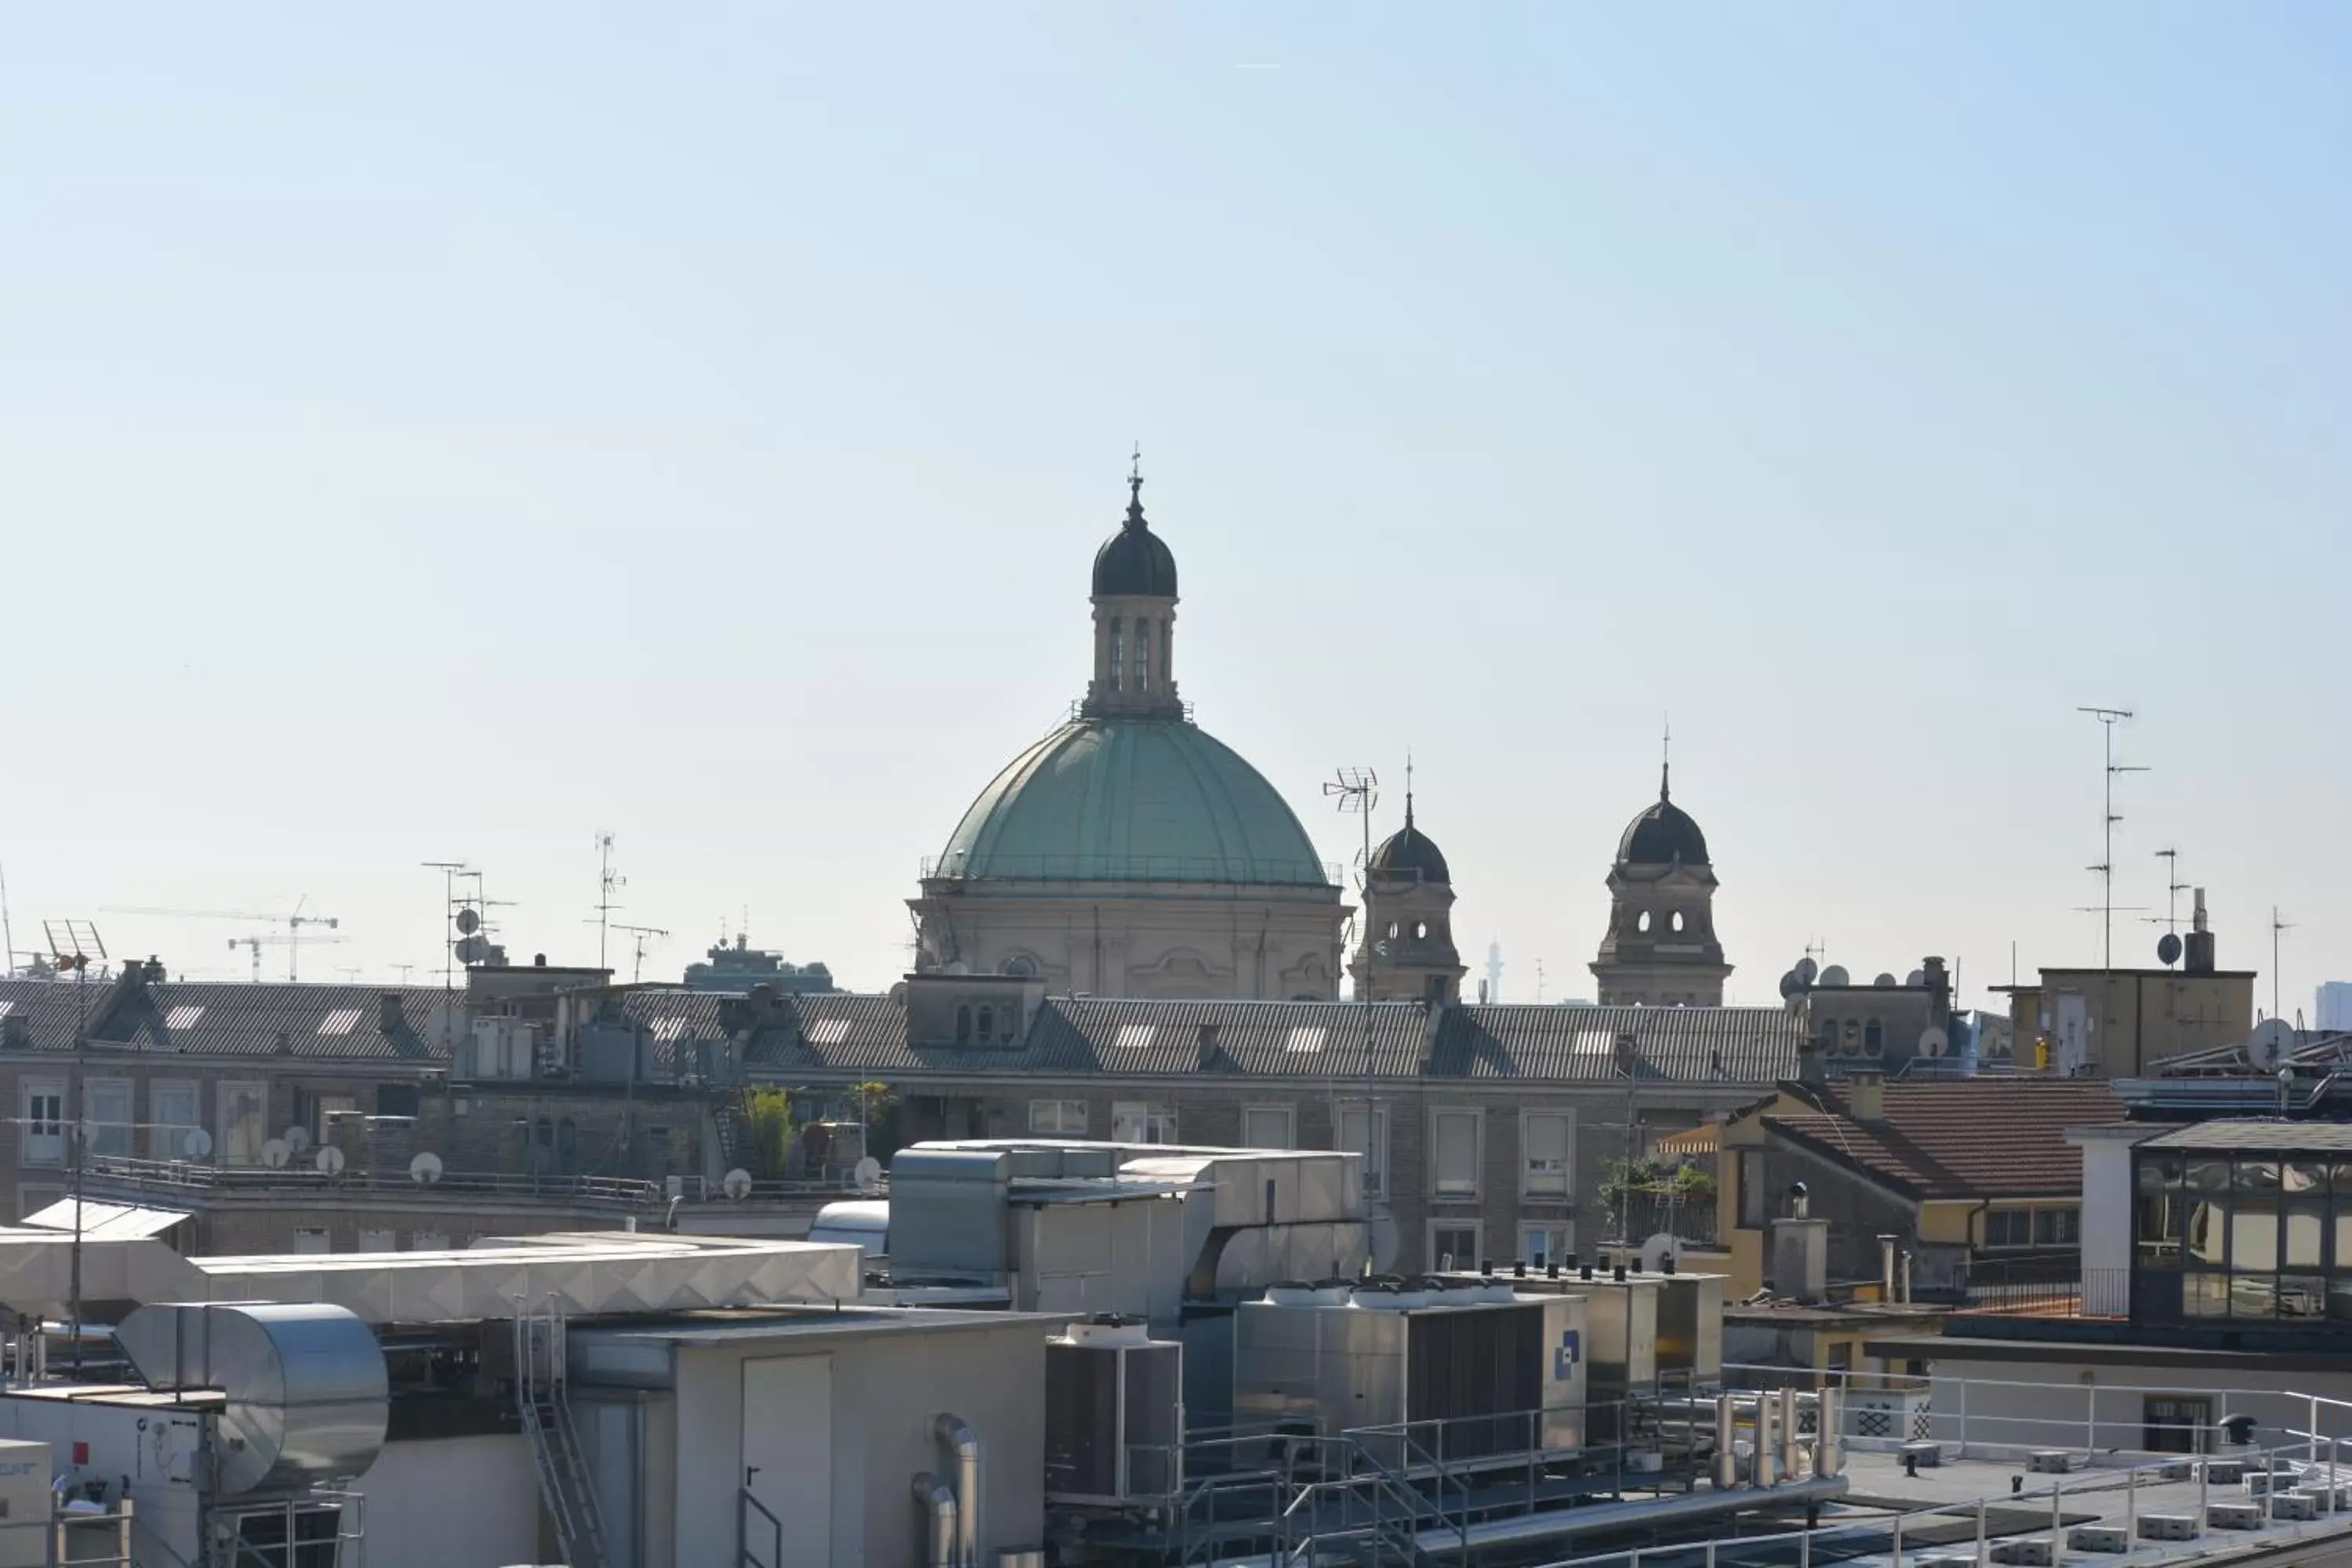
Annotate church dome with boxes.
[934,718,1330,886]
[1368,804,1451,884]
[1616,768,1710,867]
[1091,475,1179,597]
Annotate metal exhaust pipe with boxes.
[1816,1387,1842,1479]
[1779,1386,1802,1479]
[912,1473,956,1568]
[1755,1392,1779,1487]
[936,1414,980,1568]
[1712,1394,1738,1490]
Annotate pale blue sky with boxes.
[4,5,2347,1014]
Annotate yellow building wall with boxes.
[2008,970,2253,1076]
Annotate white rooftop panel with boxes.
[165,1005,205,1031]
[807,1019,851,1045]
[317,1008,362,1036]
[1114,1025,1157,1051]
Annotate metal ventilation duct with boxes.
[114,1302,388,1495]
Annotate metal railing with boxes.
[738,1488,782,1568]
[919,850,1342,885]
[81,1155,862,1207]
[1951,1259,2129,1317]
[205,1491,365,1568]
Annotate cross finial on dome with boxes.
[1405,749,1416,829]
[1661,716,1671,802]
[1126,443,1146,528]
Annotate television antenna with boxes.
[2075,706,2147,972]
[1324,764,1378,1160]
[2271,907,2296,1029]
[2154,848,2188,936]
[42,919,105,1370]
[612,924,670,985]
[593,831,625,972]
[101,897,341,982]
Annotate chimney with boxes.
[1879,1235,1898,1300]
[1796,1034,1825,1086]
[1923,956,1951,1020]
[1846,1070,1885,1123]
[1770,1213,1828,1301]
[2185,888,2216,975]
[379,993,406,1036]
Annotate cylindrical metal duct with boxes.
[1778,1386,1802,1479]
[1878,1236,1897,1299]
[1755,1392,1779,1487]
[937,1414,980,1568]
[1815,1387,1842,1479]
[1712,1395,1738,1490]
[1899,1250,1913,1305]
[912,1473,956,1568]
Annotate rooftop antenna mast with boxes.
[421,861,470,990]
[0,862,13,982]
[2272,907,2296,1030]
[42,919,104,1372]
[2076,706,2147,972]
[2154,848,2187,936]
[1325,765,1378,1180]
[612,924,670,985]
[593,831,624,972]
[1483,941,1503,1006]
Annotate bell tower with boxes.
[1350,771,1467,1004]
[1082,451,1185,721]
[1590,746,1730,1007]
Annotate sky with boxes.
[3,5,2348,1018]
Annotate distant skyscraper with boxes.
[2318,982,2352,1033]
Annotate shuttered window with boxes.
[1432,1109,1481,1198]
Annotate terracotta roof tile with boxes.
[1766,1080,2125,1199]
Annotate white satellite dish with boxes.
[260,1138,291,1170]
[1820,965,1850,988]
[2248,1018,2296,1072]
[852,1156,882,1191]
[315,1145,347,1176]
[409,1151,444,1185]
[283,1125,312,1153]
[1919,1026,1950,1058]
[1873,973,1898,989]
[1795,956,1820,986]
[1905,970,1926,988]
[182,1129,213,1160]
[722,1167,753,1200]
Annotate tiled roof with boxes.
[763,995,1802,1084]
[0,978,457,1061]
[1765,1080,2125,1199]
[1432,1006,1802,1081]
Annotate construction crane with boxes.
[227,931,350,983]
[101,897,343,982]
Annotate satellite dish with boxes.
[722,1167,754,1200]
[942,960,968,976]
[453,935,492,966]
[454,907,481,935]
[316,1145,347,1176]
[1795,956,1820,985]
[1905,970,1926,988]
[2157,932,2184,967]
[1919,1026,1950,1058]
[261,1138,291,1170]
[1778,970,1804,1000]
[853,1156,882,1191]
[283,1125,312,1152]
[2248,1018,2296,1072]
[887,981,910,1005]
[1873,973,1898,989]
[1367,1212,1401,1272]
[1820,965,1849,988]
[409,1151,443,1185]
[182,1129,213,1160]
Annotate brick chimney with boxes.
[1846,1069,1885,1123]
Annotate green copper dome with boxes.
[935,718,1333,886]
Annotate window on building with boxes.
[2144,1396,2213,1454]
[290,1228,331,1255]
[1984,1207,2034,1248]
[1029,1100,1087,1135]
[1520,1225,1569,1269]
[1738,1151,1765,1229]
[2033,1207,2081,1247]
[296,1090,358,1145]
[85,1079,132,1160]
[376,1083,420,1117]
[1109,619,1125,691]
[1432,1109,1481,1198]
[1671,911,1686,933]
[1637,911,1653,934]
[1863,1019,1885,1056]
[1242,1105,1295,1150]
[20,1080,64,1167]
[557,1117,578,1156]
[1522,1111,1572,1198]
[1430,1222,1481,1272]
[412,1230,451,1252]
[358,1229,399,1253]
[1112,1102,1177,1145]
[1135,619,1151,691]
[150,1081,201,1163]
[218,1081,268,1166]
[955,1005,972,1044]
[1159,621,1171,684]
[977,1004,995,1041]
[1339,1103,1388,1199]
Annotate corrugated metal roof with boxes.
[2140,1120,2352,1152]
[767,995,1802,1084]
[0,978,458,1061]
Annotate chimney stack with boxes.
[1847,1070,1885,1123]
[2185,888,2216,975]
